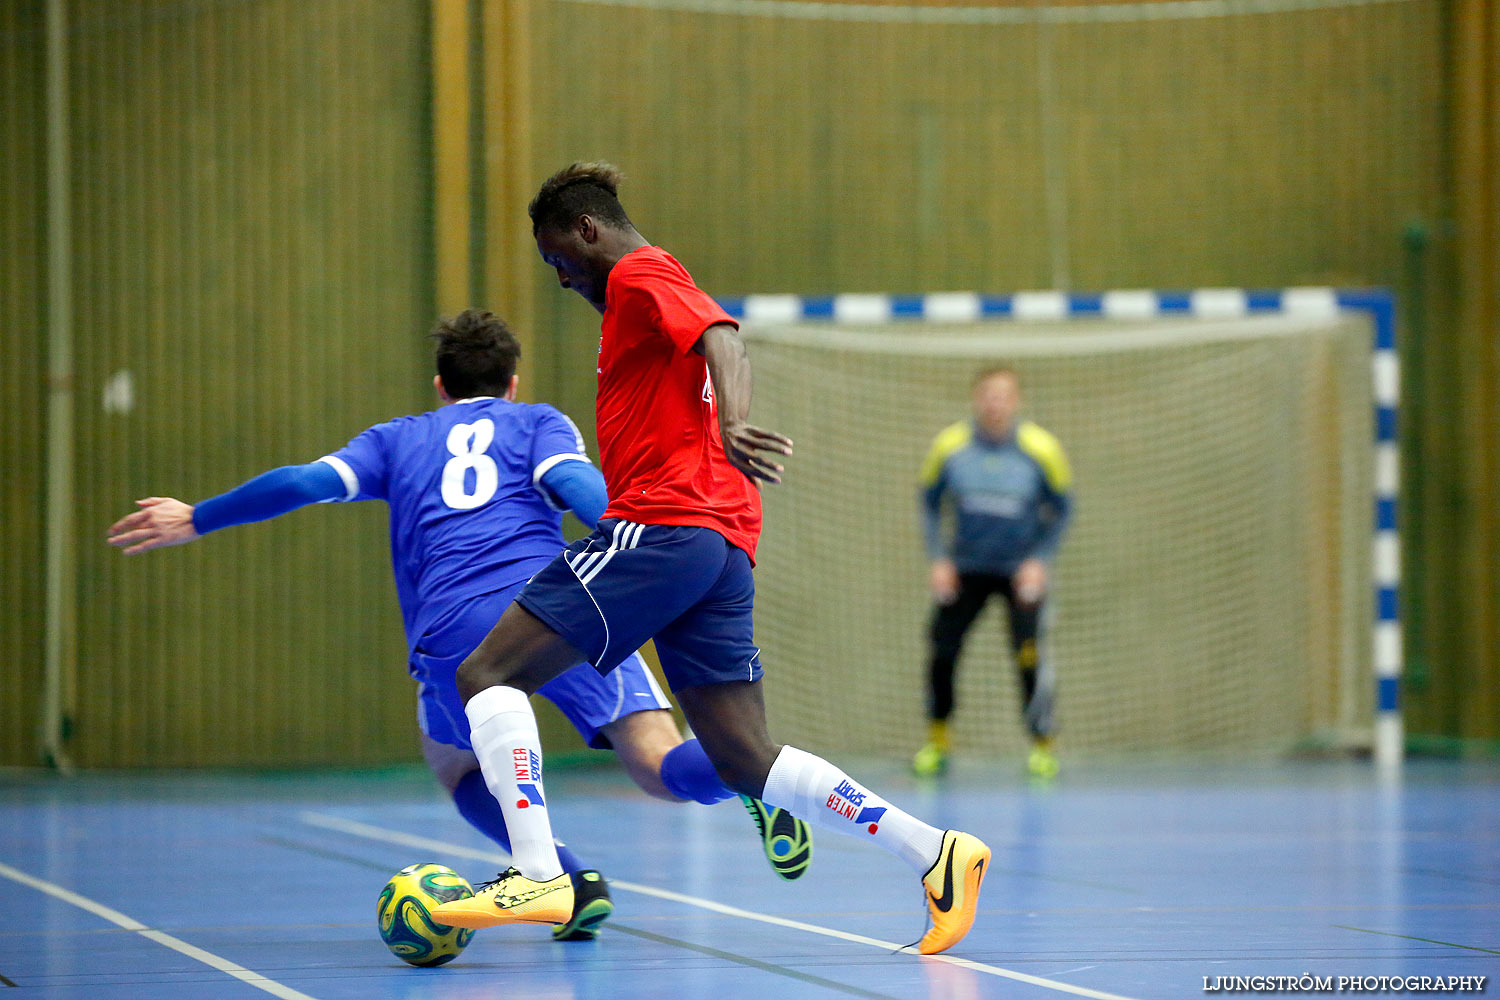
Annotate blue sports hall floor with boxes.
[1,757,1496,999]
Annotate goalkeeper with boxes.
[915,367,1073,779]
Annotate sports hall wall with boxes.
[1,0,1495,767]
[1,1,434,767]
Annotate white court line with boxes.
[0,859,317,1000]
[299,811,1140,1000]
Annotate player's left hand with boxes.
[107,497,201,555]
[720,419,793,486]
[1013,558,1048,607]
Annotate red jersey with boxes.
[596,246,762,561]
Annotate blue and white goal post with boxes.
[720,287,1402,766]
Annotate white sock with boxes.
[761,745,945,875]
[465,685,564,881]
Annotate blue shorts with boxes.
[515,519,763,692]
[410,580,671,751]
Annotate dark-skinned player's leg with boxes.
[674,681,780,795]
[433,603,594,930]
[456,601,584,700]
[663,544,949,880]
[433,521,733,931]
[676,671,988,954]
[671,682,809,880]
[678,676,940,865]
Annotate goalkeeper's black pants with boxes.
[926,572,1055,739]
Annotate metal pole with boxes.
[42,0,77,772]
[1366,293,1403,770]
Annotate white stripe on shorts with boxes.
[641,660,670,707]
[574,521,625,582]
[570,521,625,580]
[580,519,644,586]
[610,669,627,721]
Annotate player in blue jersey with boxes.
[915,367,1073,780]
[107,309,812,940]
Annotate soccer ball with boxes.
[376,863,476,967]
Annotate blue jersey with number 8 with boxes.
[317,397,590,652]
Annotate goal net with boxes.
[743,311,1374,759]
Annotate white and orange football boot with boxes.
[919,830,991,954]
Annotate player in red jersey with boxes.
[432,163,990,954]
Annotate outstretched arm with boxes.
[107,462,347,555]
[697,323,793,486]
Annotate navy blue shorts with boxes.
[516,519,763,692]
[410,580,671,750]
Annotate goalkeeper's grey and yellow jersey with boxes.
[919,419,1074,576]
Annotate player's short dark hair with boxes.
[973,365,1019,388]
[429,310,521,400]
[528,161,633,235]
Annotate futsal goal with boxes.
[731,289,1398,763]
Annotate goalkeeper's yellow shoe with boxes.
[430,868,574,929]
[1027,741,1059,780]
[919,830,991,955]
[912,742,949,777]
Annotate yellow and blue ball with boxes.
[376,863,476,967]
